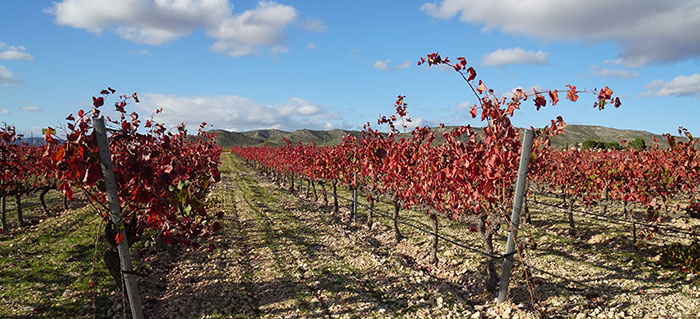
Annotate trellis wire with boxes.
[534,200,698,238]
[333,193,513,260]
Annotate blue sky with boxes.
[1,0,699,137]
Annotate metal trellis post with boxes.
[498,129,534,303]
[93,116,144,319]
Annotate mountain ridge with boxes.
[211,124,677,149]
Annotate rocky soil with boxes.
[108,154,699,318]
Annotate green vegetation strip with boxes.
[0,192,112,318]
[228,155,321,315]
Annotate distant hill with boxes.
[211,128,362,148]
[11,137,61,146]
[212,124,677,149]
[549,125,676,149]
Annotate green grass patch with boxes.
[0,194,113,318]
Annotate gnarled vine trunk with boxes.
[603,188,609,214]
[305,179,311,198]
[319,181,328,205]
[40,187,51,216]
[623,201,637,250]
[524,183,532,224]
[15,194,25,227]
[567,195,576,236]
[367,193,374,230]
[311,180,318,202]
[524,197,531,224]
[1,196,7,232]
[103,219,143,289]
[476,213,498,293]
[429,213,438,264]
[332,182,339,213]
[392,200,403,242]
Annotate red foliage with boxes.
[41,88,222,247]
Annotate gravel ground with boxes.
[109,154,699,318]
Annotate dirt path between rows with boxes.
[128,154,523,319]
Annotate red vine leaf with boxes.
[566,84,579,102]
[92,97,104,107]
[467,67,476,81]
[549,90,559,105]
[477,80,487,94]
[115,233,124,245]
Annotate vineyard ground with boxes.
[2,152,699,318]
[0,190,114,317]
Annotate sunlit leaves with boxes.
[549,90,559,106]
[40,88,223,248]
[92,97,104,107]
[470,105,478,118]
[477,80,487,94]
[533,90,546,110]
[235,53,641,244]
[566,84,578,102]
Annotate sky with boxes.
[1,0,699,138]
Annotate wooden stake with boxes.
[93,116,144,319]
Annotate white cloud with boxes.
[306,42,316,50]
[0,65,21,84]
[270,45,290,55]
[602,58,625,65]
[285,97,320,115]
[641,73,700,100]
[456,101,471,110]
[0,109,9,115]
[137,93,341,131]
[298,17,327,33]
[481,47,548,66]
[373,59,413,71]
[372,59,390,71]
[129,49,151,55]
[395,61,412,70]
[208,1,298,56]
[406,117,439,130]
[21,106,41,112]
[501,85,543,99]
[47,0,231,45]
[0,43,34,61]
[590,65,639,78]
[421,0,700,66]
[47,0,323,57]
[342,121,358,130]
[410,117,426,128]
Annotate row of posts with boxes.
[340,130,533,303]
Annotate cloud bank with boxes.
[372,59,412,71]
[421,0,700,66]
[0,43,34,61]
[46,0,326,57]
[641,73,700,100]
[481,47,548,66]
[137,93,342,131]
[0,65,21,84]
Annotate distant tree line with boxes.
[581,137,646,150]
